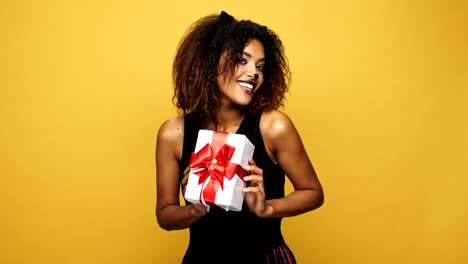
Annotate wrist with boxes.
[188,204,198,216]
[188,203,207,218]
[259,202,274,218]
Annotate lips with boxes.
[237,80,256,90]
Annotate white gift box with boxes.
[184,129,255,211]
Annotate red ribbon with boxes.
[189,132,249,207]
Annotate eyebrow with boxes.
[243,51,265,62]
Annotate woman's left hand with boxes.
[243,158,272,217]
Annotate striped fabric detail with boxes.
[265,243,297,264]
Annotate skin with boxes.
[156,39,324,231]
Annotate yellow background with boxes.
[1,0,467,263]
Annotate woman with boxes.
[156,11,324,263]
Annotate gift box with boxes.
[184,129,255,211]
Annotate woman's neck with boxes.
[210,106,245,133]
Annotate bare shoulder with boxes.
[260,110,300,153]
[158,116,184,139]
[260,110,297,139]
[156,116,185,159]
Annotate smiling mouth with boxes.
[237,80,257,90]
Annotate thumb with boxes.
[182,167,190,185]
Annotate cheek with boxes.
[235,67,242,76]
[216,75,225,88]
[259,75,265,86]
[216,74,235,89]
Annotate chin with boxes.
[235,97,253,106]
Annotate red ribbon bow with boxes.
[188,132,249,206]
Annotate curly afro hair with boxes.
[172,11,290,125]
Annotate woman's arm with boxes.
[246,110,324,218]
[155,117,206,230]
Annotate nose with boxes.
[245,62,260,79]
[247,70,259,79]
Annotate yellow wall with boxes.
[1,0,467,263]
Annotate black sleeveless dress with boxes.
[179,112,297,264]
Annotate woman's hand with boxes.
[181,167,190,194]
[243,158,273,217]
[182,167,207,217]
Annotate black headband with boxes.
[219,11,234,24]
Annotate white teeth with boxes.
[238,82,253,90]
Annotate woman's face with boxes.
[216,38,265,107]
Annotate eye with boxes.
[238,58,247,65]
[256,64,265,72]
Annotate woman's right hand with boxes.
[181,167,190,194]
[182,167,207,217]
